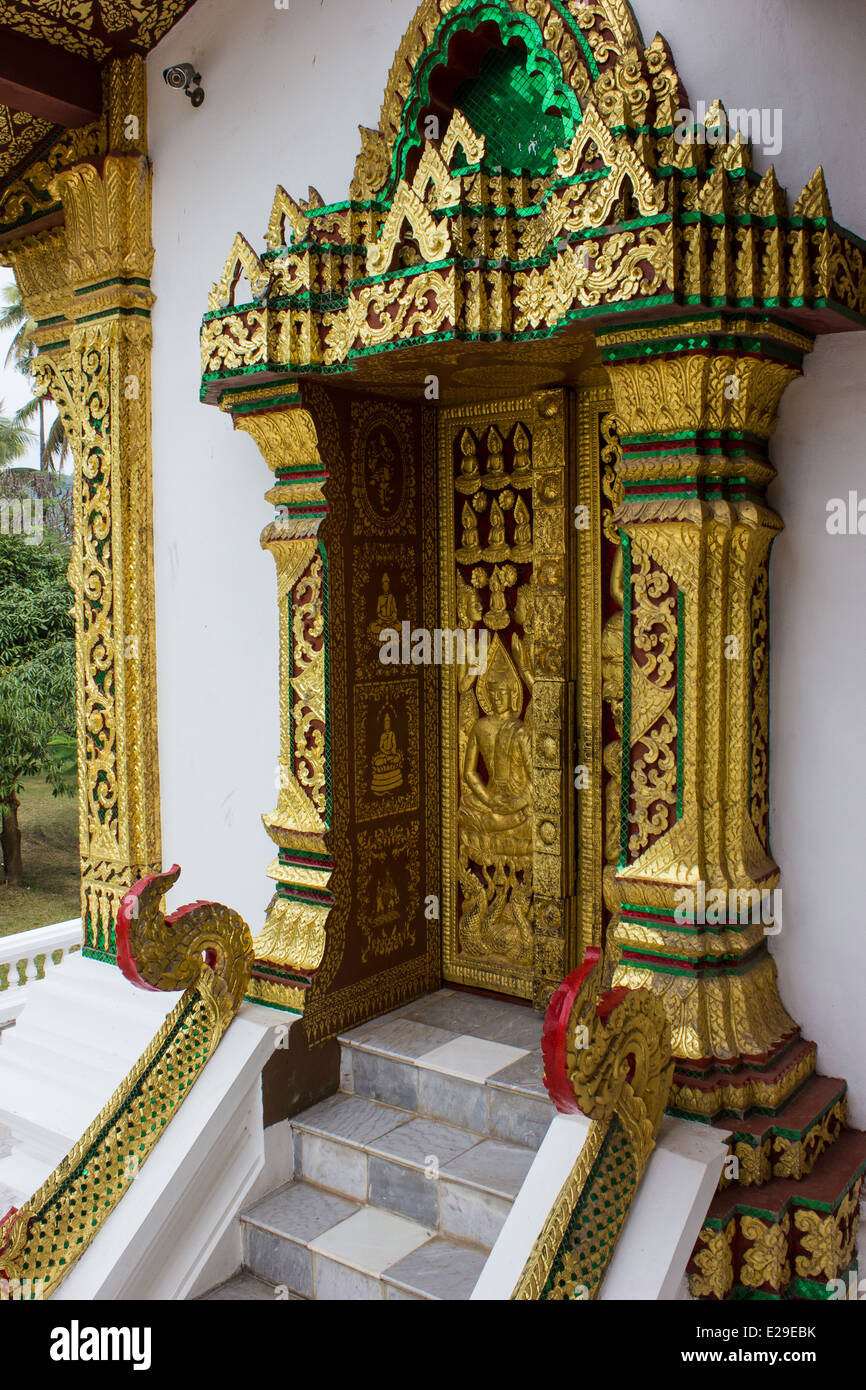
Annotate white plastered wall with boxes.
[147,0,866,1120]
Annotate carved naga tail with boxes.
[0,866,253,1301]
[511,949,673,1300]
[116,864,254,1025]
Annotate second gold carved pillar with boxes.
[598,315,815,1118]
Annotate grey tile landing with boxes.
[441,1137,536,1199]
[469,1006,544,1051]
[384,1236,489,1301]
[198,1272,278,1301]
[341,1015,460,1061]
[366,1115,481,1169]
[350,1047,420,1110]
[292,1092,408,1146]
[401,992,511,1034]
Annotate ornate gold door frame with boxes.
[439,384,609,1006]
[0,58,161,955]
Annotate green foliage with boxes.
[0,534,75,805]
[0,397,34,468]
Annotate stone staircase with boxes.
[201,989,554,1301]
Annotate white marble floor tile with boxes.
[417,1035,528,1082]
[309,1205,433,1276]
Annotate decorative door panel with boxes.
[439,391,575,1002]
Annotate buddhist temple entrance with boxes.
[262,371,613,1028]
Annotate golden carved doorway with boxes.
[438,386,609,1005]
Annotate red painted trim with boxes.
[541,947,600,1114]
[115,865,181,991]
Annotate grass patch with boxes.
[0,776,79,938]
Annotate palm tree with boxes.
[0,400,34,468]
[0,284,49,468]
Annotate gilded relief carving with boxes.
[351,402,416,535]
[458,637,534,967]
[371,710,405,796]
[440,393,575,1001]
[355,676,419,825]
[358,823,420,965]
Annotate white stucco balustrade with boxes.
[0,918,82,1029]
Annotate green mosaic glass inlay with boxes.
[455,45,575,175]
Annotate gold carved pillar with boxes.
[2,60,161,955]
[597,316,815,1117]
[222,393,331,1012]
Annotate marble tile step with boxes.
[241,1179,489,1300]
[714,1074,849,1187]
[339,1025,553,1146]
[291,1092,535,1245]
[198,1271,285,1301]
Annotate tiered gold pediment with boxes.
[199,0,866,400]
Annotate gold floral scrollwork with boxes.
[689,1222,735,1300]
[626,543,679,859]
[740,1213,791,1292]
[794,1184,860,1282]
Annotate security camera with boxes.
[163,62,204,108]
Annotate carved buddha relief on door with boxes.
[439,390,578,1003]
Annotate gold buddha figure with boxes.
[483,562,516,631]
[511,423,533,489]
[484,497,510,562]
[456,501,482,564]
[455,429,481,494]
[371,710,404,795]
[481,426,508,489]
[369,570,399,642]
[511,497,532,562]
[458,639,532,867]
